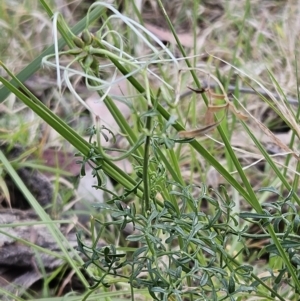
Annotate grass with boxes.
[0,0,300,300]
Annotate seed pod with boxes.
[81,29,93,45]
[91,58,99,76]
[83,54,94,68]
[67,48,83,55]
[72,36,84,48]
[90,56,99,75]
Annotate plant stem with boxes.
[143,113,152,212]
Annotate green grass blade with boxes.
[0,66,143,198]
[155,0,259,207]
[240,120,300,288]
[241,120,300,205]
[0,288,24,301]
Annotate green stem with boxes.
[143,113,152,212]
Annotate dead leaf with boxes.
[188,85,248,121]
[208,90,227,100]
[207,103,228,112]
[178,118,223,138]
[204,108,215,125]
[228,102,248,120]
[187,86,209,94]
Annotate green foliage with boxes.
[77,179,300,300]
